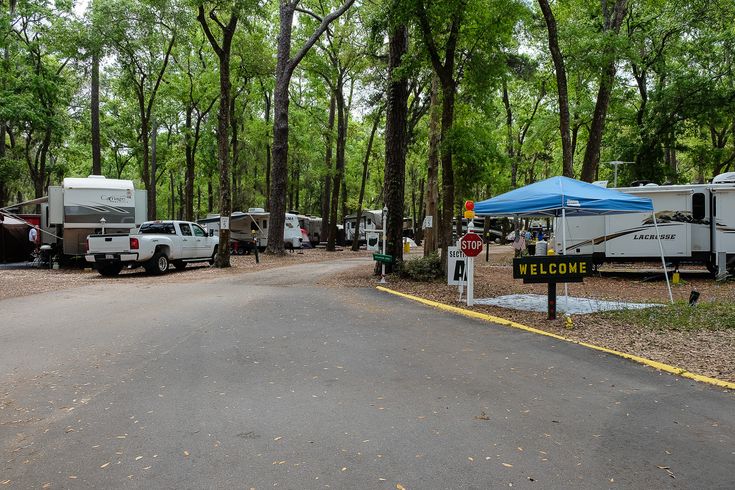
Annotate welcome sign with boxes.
[513,255,593,284]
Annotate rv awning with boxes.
[474,176,653,217]
[0,196,48,211]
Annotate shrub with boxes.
[400,253,443,281]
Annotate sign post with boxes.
[459,230,483,306]
[512,255,593,319]
[447,247,467,286]
[380,206,387,283]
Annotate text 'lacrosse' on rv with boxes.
[554,172,735,275]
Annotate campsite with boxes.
[2,0,735,488]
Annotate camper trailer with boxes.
[40,176,147,256]
[297,215,323,246]
[554,173,735,274]
[201,209,302,251]
[344,210,383,244]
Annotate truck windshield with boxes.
[139,223,176,235]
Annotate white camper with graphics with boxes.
[41,176,147,256]
[200,209,302,251]
[554,173,735,274]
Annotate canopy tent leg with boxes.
[562,208,570,313]
[652,213,674,304]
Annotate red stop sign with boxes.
[460,232,483,257]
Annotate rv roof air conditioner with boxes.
[87,175,107,179]
[713,172,735,184]
[248,207,266,213]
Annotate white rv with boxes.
[201,209,302,251]
[554,172,735,274]
[297,215,323,246]
[42,175,147,256]
[344,210,383,244]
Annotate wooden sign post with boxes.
[512,255,593,319]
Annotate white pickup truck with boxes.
[85,220,219,276]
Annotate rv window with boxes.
[262,220,267,229]
[367,219,372,225]
[192,224,206,237]
[180,223,192,236]
[692,193,705,220]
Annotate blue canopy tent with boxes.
[474,176,654,216]
[474,176,673,304]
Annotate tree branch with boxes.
[295,7,322,23]
[286,0,356,76]
[197,5,223,58]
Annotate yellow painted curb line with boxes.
[376,286,735,391]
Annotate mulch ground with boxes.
[321,246,735,383]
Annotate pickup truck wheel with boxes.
[173,260,187,271]
[209,246,218,265]
[146,252,169,275]
[99,263,122,277]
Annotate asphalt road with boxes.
[1,259,733,489]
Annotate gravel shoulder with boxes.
[321,246,735,383]
[0,248,372,301]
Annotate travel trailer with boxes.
[344,209,383,244]
[38,176,147,256]
[554,173,735,274]
[297,215,323,245]
[200,209,302,251]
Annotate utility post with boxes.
[607,161,633,188]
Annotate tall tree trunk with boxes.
[415,178,424,243]
[383,24,409,267]
[207,174,213,213]
[538,0,573,177]
[423,75,440,256]
[438,82,456,268]
[0,1,9,207]
[416,1,462,272]
[34,126,52,198]
[261,84,272,208]
[91,51,101,175]
[268,0,355,254]
[150,119,157,218]
[184,106,195,221]
[327,84,346,251]
[580,0,628,182]
[178,181,184,219]
[502,79,516,186]
[169,170,175,218]
[268,3,296,254]
[352,108,381,251]
[321,93,336,242]
[198,6,238,267]
[214,55,232,266]
[140,112,153,219]
[230,95,239,211]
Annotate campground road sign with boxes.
[513,255,593,284]
[460,232,483,257]
[447,247,467,285]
